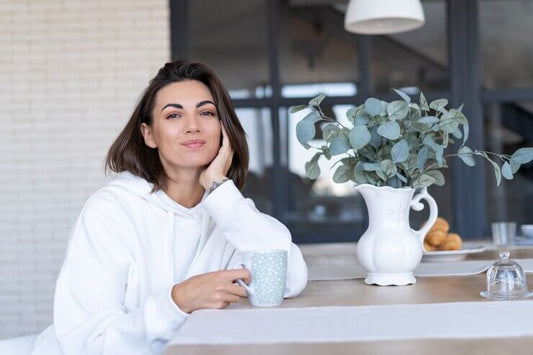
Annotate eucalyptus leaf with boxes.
[364,97,382,116]
[391,139,409,163]
[387,100,409,120]
[380,159,397,177]
[332,164,351,183]
[425,170,445,186]
[430,99,448,113]
[458,146,476,166]
[395,172,408,183]
[365,171,379,185]
[451,126,463,139]
[448,109,468,125]
[354,110,371,126]
[376,169,387,181]
[289,105,308,113]
[420,92,429,111]
[417,147,428,172]
[462,123,470,147]
[418,116,439,124]
[362,162,382,171]
[369,127,382,149]
[442,131,449,148]
[511,148,533,164]
[412,174,436,188]
[387,176,402,188]
[502,162,513,180]
[510,159,521,174]
[422,135,439,151]
[322,124,340,141]
[329,135,350,155]
[349,125,371,150]
[379,101,389,116]
[435,146,444,167]
[377,121,401,140]
[295,113,319,146]
[346,107,358,122]
[309,94,326,107]
[354,163,368,184]
[305,159,321,179]
[481,152,502,186]
[393,88,411,104]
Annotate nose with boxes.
[185,115,201,134]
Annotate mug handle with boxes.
[236,262,254,296]
[410,187,439,244]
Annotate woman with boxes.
[32,60,308,354]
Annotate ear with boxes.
[140,123,158,148]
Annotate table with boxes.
[164,244,533,355]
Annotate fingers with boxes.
[227,283,248,297]
[220,125,234,162]
[220,268,251,284]
[221,124,230,148]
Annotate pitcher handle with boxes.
[410,187,439,243]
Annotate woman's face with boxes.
[141,80,221,176]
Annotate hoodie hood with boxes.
[106,171,206,220]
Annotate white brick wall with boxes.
[0,0,170,338]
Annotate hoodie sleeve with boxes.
[203,181,308,297]
[53,192,188,355]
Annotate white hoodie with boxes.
[31,172,308,355]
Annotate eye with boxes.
[166,113,181,119]
[200,110,216,117]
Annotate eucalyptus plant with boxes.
[293,90,533,188]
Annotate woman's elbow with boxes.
[284,244,308,298]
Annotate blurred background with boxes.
[1,0,532,338]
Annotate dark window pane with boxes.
[480,0,533,89]
[281,3,359,98]
[188,0,269,99]
[484,102,533,227]
[239,108,273,214]
[371,0,448,93]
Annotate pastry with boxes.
[424,241,436,251]
[438,233,462,251]
[425,229,447,246]
[423,216,462,251]
[431,217,450,233]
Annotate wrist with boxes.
[171,284,192,314]
[208,177,230,194]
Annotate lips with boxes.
[182,139,206,149]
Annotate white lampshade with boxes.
[344,0,425,35]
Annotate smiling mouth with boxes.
[182,140,206,149]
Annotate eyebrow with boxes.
[161,100,216,112]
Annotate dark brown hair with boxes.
[106,60,249,191]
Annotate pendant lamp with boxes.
[344,0,425,35]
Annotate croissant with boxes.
[423,217,462,251]
[438,233,462,251]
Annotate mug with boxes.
[237,249,288,307]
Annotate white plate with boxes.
[514,236,533,245]
[422,246,485,262]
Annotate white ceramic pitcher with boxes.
[355,184,438,286]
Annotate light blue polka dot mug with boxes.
[237,249,288,307]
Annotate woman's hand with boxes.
[171,269,251,313]
[199,125,234,191]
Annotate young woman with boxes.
[32,60,308,354]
